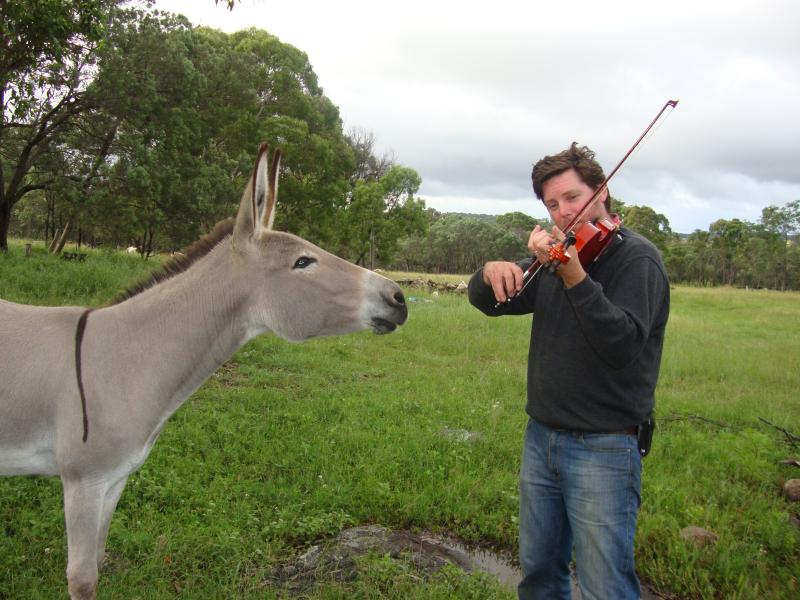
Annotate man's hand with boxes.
[527,225,587,289]
[483,261,524,303]
[554,242,587,288]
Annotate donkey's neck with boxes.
[93,239,258,427]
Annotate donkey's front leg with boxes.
[62,478,107,600]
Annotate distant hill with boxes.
[439,212,499,224]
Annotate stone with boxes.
[783,479,800,501]
[680,526,718,547]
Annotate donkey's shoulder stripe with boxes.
[75,308,93,443]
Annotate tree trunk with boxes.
[369,227,376,270]
[52,221,71,255]
[0,199,10,252]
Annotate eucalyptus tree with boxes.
[86,17,357,253]
[346,127,395,183]
[759,200,800,290]
[0,0,127,250]
[496,211,543,245]
[708,219,751,286]
[622,204,673,253]
[395,213,526,274]
[335,165,427,269]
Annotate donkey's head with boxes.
[231,144,407,342]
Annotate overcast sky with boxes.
[154,0,800,233]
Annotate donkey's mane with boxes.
[111,218,236,305]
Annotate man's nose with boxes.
[556,204,574,221]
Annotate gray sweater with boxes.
[468,228,670,432]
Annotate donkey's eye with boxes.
[292,256,316,269]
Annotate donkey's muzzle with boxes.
[370,287,407,334]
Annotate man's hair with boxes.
[531,142,610,211]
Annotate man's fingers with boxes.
[484,261,525,304]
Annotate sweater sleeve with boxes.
[564,254,669,370]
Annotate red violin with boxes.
[547,215,622,270]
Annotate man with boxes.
[468,143,669,599]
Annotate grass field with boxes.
[1,241,799,598]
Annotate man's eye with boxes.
[293,256,316,269]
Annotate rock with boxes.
[455,281,468,293]
[680,526,718,547]
[783,479,800,501]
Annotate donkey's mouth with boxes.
[371,317,398,334]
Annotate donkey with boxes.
[0,144,407,600]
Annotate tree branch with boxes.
[759,417,800,447]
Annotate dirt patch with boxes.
[267,525,477,594]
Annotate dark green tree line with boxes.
[390,200,800,291]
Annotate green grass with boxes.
[1,243,799,598]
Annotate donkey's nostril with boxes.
[393,290,405,306]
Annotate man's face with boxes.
[541,168,609,231]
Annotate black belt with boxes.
[550,425,637,436]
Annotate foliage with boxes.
[393,213,527,273]
[495,211,542,245]
[3,3,392,256]
[663,200,800,290]
[334,165,427,268]
[0,0,130,250]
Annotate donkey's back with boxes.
[0,299,84,476]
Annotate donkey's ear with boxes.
[234,143,270,240]
[252,143,270,232]
[262,149,281,230]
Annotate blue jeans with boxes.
[518,419,642,600]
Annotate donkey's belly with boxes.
[0,436,58,476]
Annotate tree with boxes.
[759,200,800,290]
[709,218,751,286]
[496,211,542,244]
[622,205,673,253]
[394,214,527,274]
[336,166,427,269]
[0,0,126,250]
[345,127,394,183]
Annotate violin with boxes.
[547,214,622,270]
[495,99,678,308]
